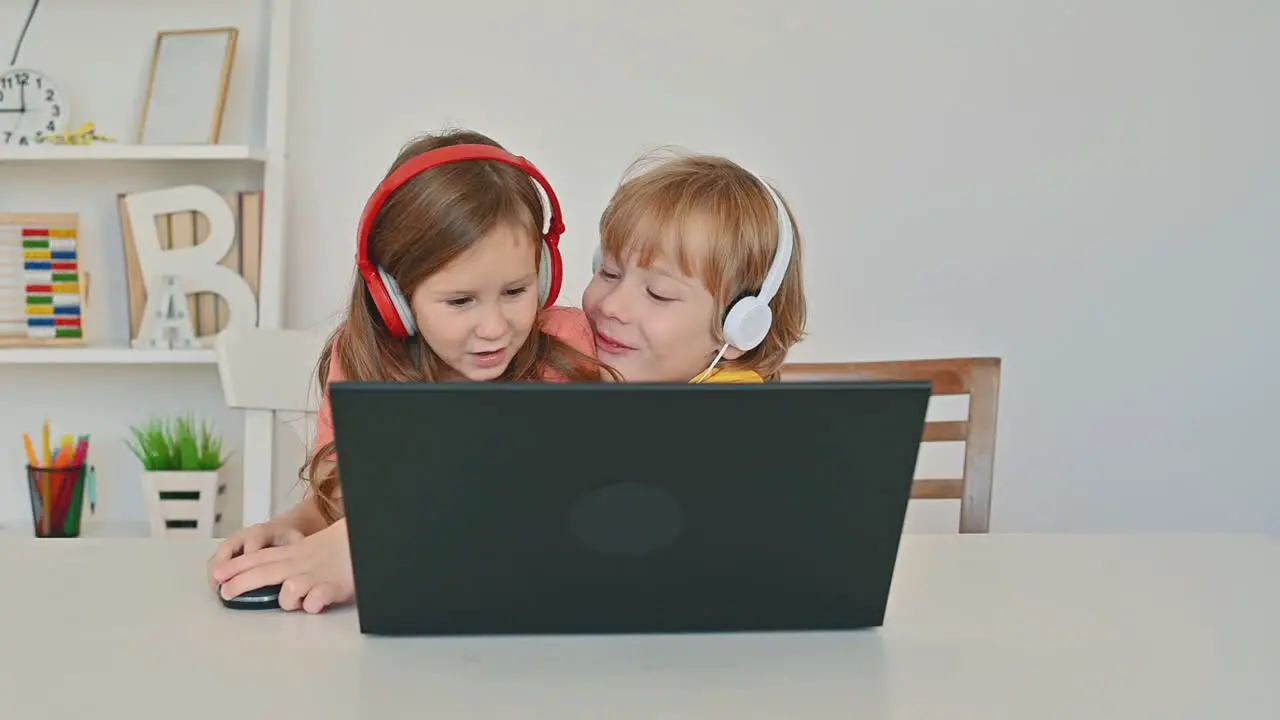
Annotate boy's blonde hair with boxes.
[598,149,807,381]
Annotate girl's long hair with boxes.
[302,129,611,523]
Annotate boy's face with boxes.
[409,222,540,381]
[582,250,743,383]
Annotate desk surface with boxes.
[2,533,1278,719]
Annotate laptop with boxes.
[329,380,931,636]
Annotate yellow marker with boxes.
[42,419,50,466]
[57,434,74,467]
[22,433,39,467]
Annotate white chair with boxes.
[214,326,332,528]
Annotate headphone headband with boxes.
[711,168,795,355]
[356,143,566,339]
[746,171,794,308]
[356,143,565,279]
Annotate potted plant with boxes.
[126,413,229,538]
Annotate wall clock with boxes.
[0,67,69,146]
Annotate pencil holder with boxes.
[27,464,95,538]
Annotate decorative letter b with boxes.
[123,185,258,348]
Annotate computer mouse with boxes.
[219,583,283,610]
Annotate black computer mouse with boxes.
[220,583,283,610]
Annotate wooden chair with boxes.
[215,326,331,528]
[779,358,1001,533]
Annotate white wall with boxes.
[283,0,1280,535]
[2,0,1277,535]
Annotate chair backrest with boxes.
[215,326,332,414]
[215,326,334,526]
[779,357,1001,533]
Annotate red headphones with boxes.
[355,143,566,339]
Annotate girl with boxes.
[583,149,807,384]
[208,129,613,613]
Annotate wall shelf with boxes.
[0,0,293,534]
[0,345,217,365]
[0,144,268,163]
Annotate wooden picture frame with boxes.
[0,213,89,347]
[137,27,239,145]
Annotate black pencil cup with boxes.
[27,464,91,538]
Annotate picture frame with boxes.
[137,27,239,145]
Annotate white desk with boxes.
[2,534,1278,719]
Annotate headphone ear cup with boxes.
[538,241,553,306]
[378,265,417,337]
[538,237,563,307]
[363,264,407,338]
[722,295,772,352]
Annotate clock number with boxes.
[35,77,42,90]
[15,73,29,86]
[18,135,30,146]
[0,89,4,102]
[0,77,11,90]
[2,131,11,144]
[46,121,56,132]
[46,89,54,102]
[51,104,60,117]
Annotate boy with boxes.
[583,150,807,383]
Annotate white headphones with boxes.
[592,168,794,355]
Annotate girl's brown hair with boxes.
[598,149,807,381]
[303,128,609,522]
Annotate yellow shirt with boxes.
[691,368,764,384]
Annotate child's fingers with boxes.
[207,524,300,582]
[239,529,275,557]
[206,524,282,582]
[301,583,342,615]
[207,536,249,587]
[278,573,315,612]
[213,543,294,585]
[209,534,249,566]
[218,560,289,602]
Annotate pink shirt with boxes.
[312,306,595,450]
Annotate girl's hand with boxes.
[211,519,355,614]
[207,520,305,589]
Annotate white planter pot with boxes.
[141,470,223,538]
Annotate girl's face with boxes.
[582,249,743,383]
[409,223,541,381]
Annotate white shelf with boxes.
[0,144,268,163]
[0,344,217,365]
[0,0,293,532]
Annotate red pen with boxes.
[72,435,89,467]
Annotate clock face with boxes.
[0,68,70,147]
